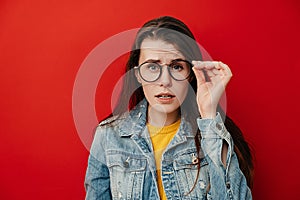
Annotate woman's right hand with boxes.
[192,61,232,119]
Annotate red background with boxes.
[1,0,299,199]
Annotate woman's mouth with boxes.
[155,93,175,98]
[156,95,174,99]
[155,93,175,103]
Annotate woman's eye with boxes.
[147,64,159,71]
[171,64,184,71]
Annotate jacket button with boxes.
[226,182,231,189]
[124,157,130,168]
[123,161,129,168]
[192,157,199,164]
[199,181,205,189]
[216,123,222,130]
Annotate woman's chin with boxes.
[148,103,180,116]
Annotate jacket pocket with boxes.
[106,150,147,200]
[173,150,209,200]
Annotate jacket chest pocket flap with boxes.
[173,153,208,170]
[107,152,147,172]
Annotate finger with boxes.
[217,62,232,76]
[206,70,215,78]
[212,68,222,75]
[196,61,221,71]
[192,66,206,85]
[192,60,205,69]
[204,65,222,75]
[215,62,232,84]
[193,60,232,78]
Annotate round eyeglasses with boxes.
[134,59,192,82]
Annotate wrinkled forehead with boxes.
[139,39,184,62]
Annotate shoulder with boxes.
[95,99,148,137]
[94,112,129,140]
[98,112,128,127]
[91,115,126,154]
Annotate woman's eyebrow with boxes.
[172,58,186,62]
[143,59,160,63]
[143,58,185,63]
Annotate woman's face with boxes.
[136,38,190,116]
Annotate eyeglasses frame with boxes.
[134,59,193,82]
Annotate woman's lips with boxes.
[155,93,175,103]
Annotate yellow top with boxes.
[147,119,181,200]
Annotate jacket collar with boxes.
[118,98,196,138]
[118,99,148,137]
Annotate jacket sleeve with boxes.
[197,113,252,200]
[85,126,112,200]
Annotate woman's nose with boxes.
[159,67,172,87]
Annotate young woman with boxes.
[85,16,254,199]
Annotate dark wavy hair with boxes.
[108,16,254,189]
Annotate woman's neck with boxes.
[147,105,180,127]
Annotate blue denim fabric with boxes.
[85,99,252,199]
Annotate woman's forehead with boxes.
[139,39,184,61]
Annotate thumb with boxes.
[192,66,206,86]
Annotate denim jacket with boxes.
[85,99,252,199]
